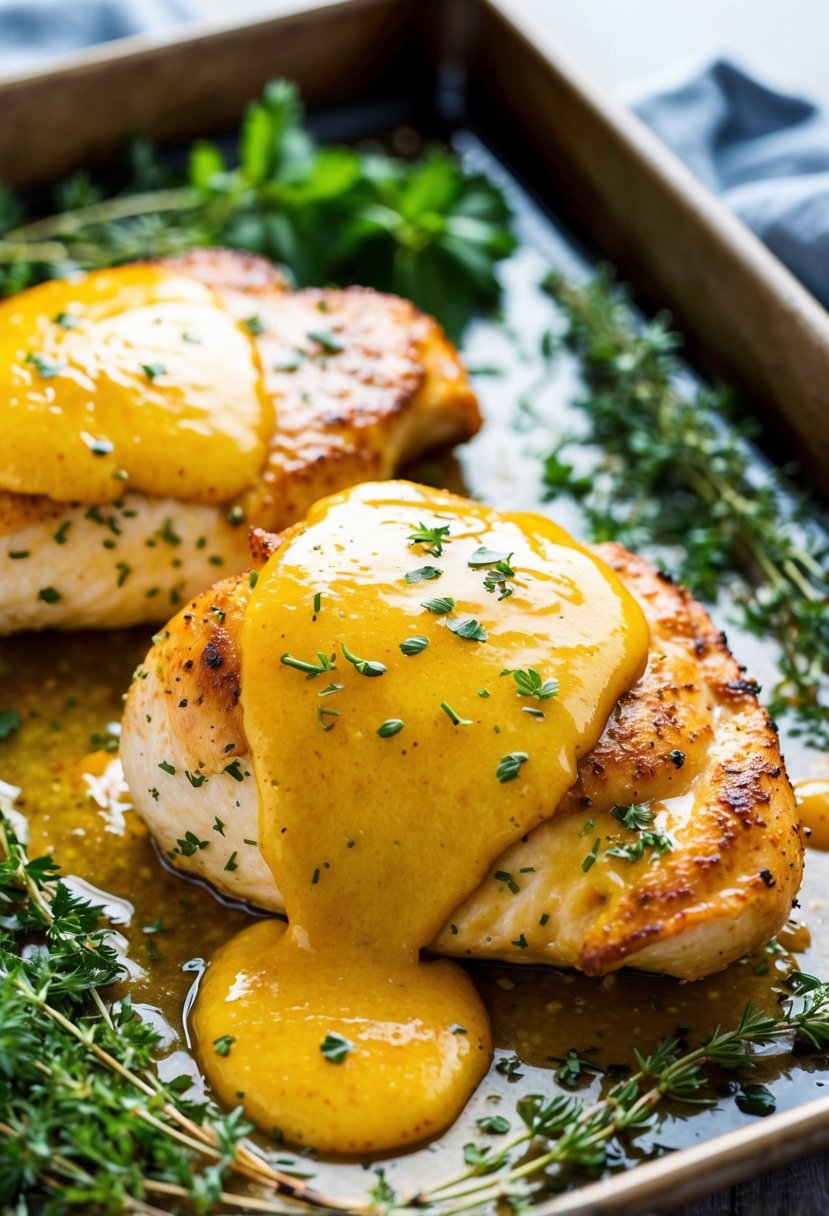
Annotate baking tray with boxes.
[1,1,828,1212]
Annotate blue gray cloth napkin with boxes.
[0,0,190,73]
[635,59,829,308]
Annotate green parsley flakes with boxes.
[320,1032,352,1063]
[496,752,529,783]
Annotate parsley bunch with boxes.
[0,81,515,340]
[539,269,829,748]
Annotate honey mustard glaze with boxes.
[0,266,271,504]
[192,482,650,1155]
[796,780,829,850]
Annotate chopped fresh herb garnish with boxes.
[582,838,601,872]
[210,604,226,624]
[405,565,442,584]
[320,1032,352,1063]
[224,851,238,872]
[495,1054,524,1080]
[377,719,405,738]
[496,751,528,783]
[83,435,114,456]
[494,870,520,895]
[539,912,550,926]
[503,667,559,701]
[421,596,455,615]
[317,705,340,731]
[449,1024,468,1035]
[399,635,429,656]
[313,591,322,613]
[142,362,166,381]
[223,760,245,781]
[174,830,209,857]
[273,354,303,372]
[612,804,655,832]
[158,519,181,546]
[212,817,226,835]
[521,706,544,718]
[243,315,264,334]
[8,551,29,559]
[158,761,175,775]
[53,521,71,544]
[307,328,343,353]
[25,351,63,378]
[38,587,61,604]
[184,770,208,788]
[408,521,451,557]
[213,1035,235,1057]
[226,505,245,527]
[318,682,344,696]
[53,310,79,329]
[606,831,674,863]
[468,545,511,566]
[446,617,488,642]
[341,642,386,677]
[477,1114,511,1134]
[281,651,336,679]
[477,688,490,698]
[441,702,472,727]
[0,709,22,740]
[512,933,528,949]
[311,867,320,885]
[248,570,259,589]
[115,562,131,587]
[736,1083,776,1117]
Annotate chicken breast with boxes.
[120,537,802,981]
[0,250,479,633]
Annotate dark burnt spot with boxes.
[580,796,593,808]
[656,568,675,584]
[224,742,236,753]
[178,699,188,708]
[202,642,223,669]
[184,659,193,671]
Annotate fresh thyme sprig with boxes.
[4,811,829,1213]
[0,814,352,1215]
[540,269,829,748]
[0,81,516,340]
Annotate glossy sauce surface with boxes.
[797,780,829,850]
[192,481,649,1153]
[0,266,271,504]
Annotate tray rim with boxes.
[1,1,826,1210]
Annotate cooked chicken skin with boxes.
[120,538,802,980]
[0,250,479,633]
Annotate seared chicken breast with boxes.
[0,251,479,633]
[121,536,802,981]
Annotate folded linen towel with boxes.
[635,59,829,309]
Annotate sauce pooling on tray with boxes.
[193,482,649,1154]
[0,266,271,505]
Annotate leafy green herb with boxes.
[184,770,208,788]
[174,830,209,857]
[38,587,61,604]
[242,314,264,335]
[141,361,166,381]
[320,1032,352,1063]
[313,591,322,613]
[736,1083,776,1117]
[307,328,343,353]
[408,521,451,557]
[422,596,455,615]
[223,759,245,781]
[213,1035,236,1057]
[281,651,336,679]
[446,617,488,642]
[405,565,443,584]
[483,557,517,599]
[158,760,175,775]
[317,705,340,731]
[581,838,601,872]
[224,851,238,872]
[377,719,405,738]
[0,708,21,740]
[400,635,429,655]
[441,702,473,727]
[341,642,386,677]
[494,869,520,895]
[503,667,559,701]
[541,268,829,748]
[53,310,79,329]
[606,831,674,863]
[25,351,63,378]
[611,804,655,832]
[468,546,511,567]
[496,752,529,783]
[318,682,344,696]
[0,81,514,340]
[53,520,71,544]
[477,1114,511,1134]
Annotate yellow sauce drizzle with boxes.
[0,266,271,504]
[796,780,829,850]
[193,481,649,1154]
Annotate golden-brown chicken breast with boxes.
[0,250,479,633]
[120,534,802,981]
